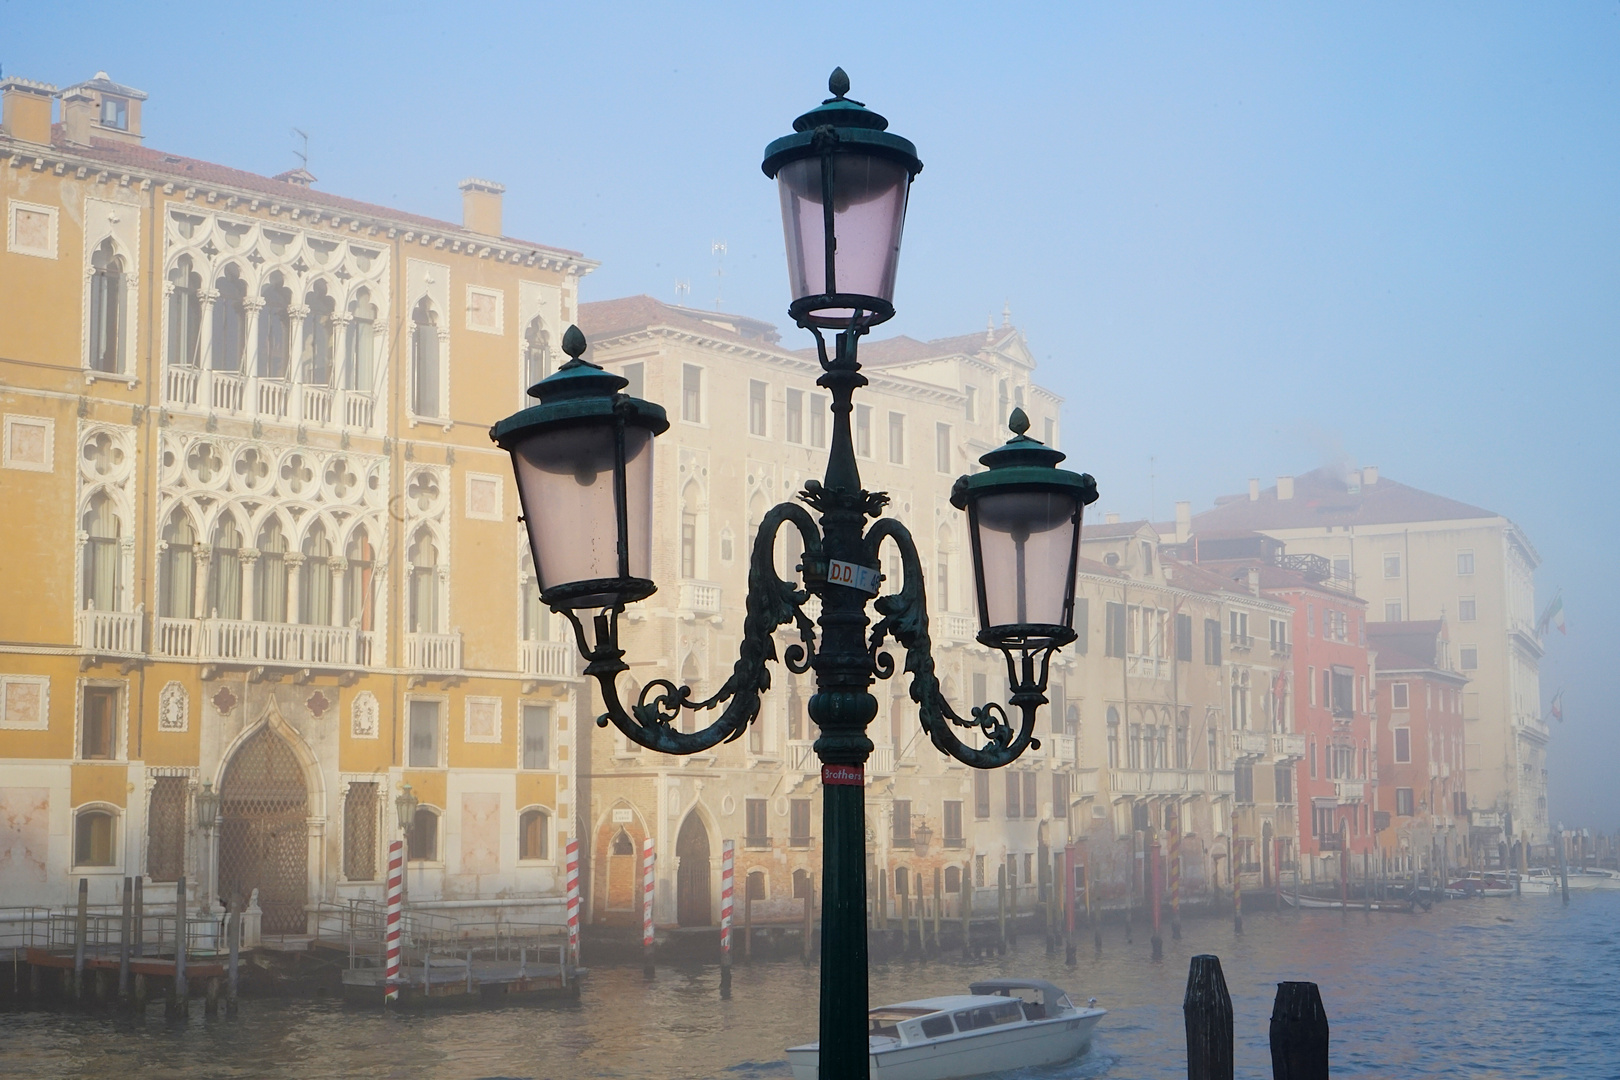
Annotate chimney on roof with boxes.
[459,178,505,237]
[1247,567,1261,596]
[273,168,316,188]
[1175,501,1191,544]
[1,77,56,145]
[1363,465,1378,486]
[1105,512,1120,525]
[1277,476,1295,501]
[1249,478,1260,502]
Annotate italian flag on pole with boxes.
[1537,593,1566,636]
[1549,690,1564,723]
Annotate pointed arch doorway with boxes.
[217,724,310,934]
[675,811,712,927]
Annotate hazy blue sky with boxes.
[6,2,1616,827]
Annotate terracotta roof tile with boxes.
[577,296,783,350]
[1194,467,1497,530]
[50,133,585,258]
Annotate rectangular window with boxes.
[1460,646,1478,670]
[1274,766,1293,804]
[888,412,906,464]
[785,388,804,444]
[1044,417,1055,446]
[1332,558,1350,582]
[749,380,768,436]
[974,770,991,819]
[1074,598,1088,655]
[745,798,768,846]
[1391,682,1409,709]
[81,686,118,760]
[1394,727,1411,763]
[1385,601,1402,623]
[964,385,977,422]
[522,704,551,769]
[101,96,128,130]
[1396,788,1415,817]
[974,855,985,887]
[1005,772,1021,818]
[680,514,697,579]
[1052,773,1069,818]
[855,405,872,457]
[943,800,964,845]
[1459,597,1476,622]
[1203,618,1222,665]
[1176,613,1192,662]
[408,700,440,767]
[936,423,952,472]
[1457,551,1474,576]
[343,782,379,881]
[1309,741,1317,779]
[810,394,828,448]
[1383,553,1401,578]
[1023,772,1038,818]
[1234,765,1254,804]
[682,364,703,423]
[790,799,811,846]
[621,362,644,399]
[892,799,912,845]
[1106,603,1127,658]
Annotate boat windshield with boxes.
[868,1008,934,1038]
[953,1002,1024,1031]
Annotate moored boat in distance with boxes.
[785,978,1105,1080]
[1281,891,1419,912]
[1525,867,1620,892]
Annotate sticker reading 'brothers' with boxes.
[821,763,865,786]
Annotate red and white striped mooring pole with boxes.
[642,836,656,976]
[719,839,735,997]
[384,839,403,1003]
[564,838,580,968]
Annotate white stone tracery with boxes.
[159,207,391,432]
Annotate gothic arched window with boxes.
[257,272,292,379]
[343,288,376,392]
[520,547,547,641]
[300,522,333,626]
[345,528,375,632]
[212,265,247,372]
[301,280,336,385]
[88,240,125,373]
[208,514,243,619]
[411,298,441,417]
[523,315,550,391]
[519,808,550,861]
[167,256,202,368]
[81,492,122,612]
[408,528,439,633]
[255,518,288,623]
[159,508,196,618]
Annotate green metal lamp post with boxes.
[493,69,1098,1080]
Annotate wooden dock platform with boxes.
[340,955,579,1007]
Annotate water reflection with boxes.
[2,894,1615,1079]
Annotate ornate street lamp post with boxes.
[493,69,1097,1079]
[395,783,418,909]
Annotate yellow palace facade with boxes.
[0,72,589,935]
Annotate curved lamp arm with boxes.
[863,517,1053,769]
[563,500,822,754]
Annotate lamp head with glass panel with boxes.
[491,324,670,613]
[952,408,1098,653]
[762,67,923,330]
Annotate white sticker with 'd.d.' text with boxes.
[828,559,882,595]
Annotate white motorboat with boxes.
[785,978,1104,1080]
[1525,867,1620,892]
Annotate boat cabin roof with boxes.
[968,978,1073,1009]
[880,994,1010,1013]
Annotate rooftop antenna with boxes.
[711,240,727,310]
[675,279,691,303]
[292,128,310,172]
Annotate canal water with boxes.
[2,892,1616,1079]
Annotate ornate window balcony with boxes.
[1050,733,1076,763]
[1334,780,1365,803]
[868,745,895,777]
[405,630,462,674]
[76,606,144,657]
[520,639,577,679]
[1272,732,1306,761]
[1229,730,1268,760]
[677,579,723,617]
[1108,768,1207,797]
[161,364,383,436]
[787,740,818,775]
[153,615,374,670]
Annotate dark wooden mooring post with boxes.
[931,869,941,956]
[996,865,1008,954]
[226,897,240,1018]
[1183,954,1234,1080]
[804,878,817,964]
[118,876,132,1006]
[72,878,89,1006]
[1269,981,1329,1080]
[168,876,189,1020]
[961,862,972,959]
